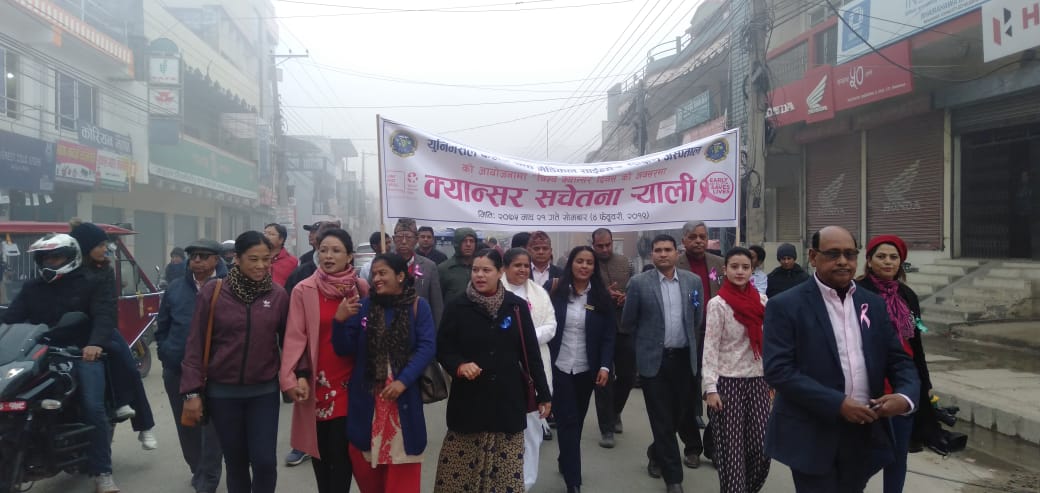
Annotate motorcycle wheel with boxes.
[132,340,152,379]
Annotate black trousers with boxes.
[595,332,636,434]
[553,368,596,488]
[790,423,874,493]
[312,417,352,493]
[642,348,693,486]
[162,369,223,493]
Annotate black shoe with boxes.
[543,426,554,441]
[666,484,684,493]
[598,432,615,449]
[647,449,662,479]
[613,418,623,434]
[567,486,581,493]
[683,453,701,469]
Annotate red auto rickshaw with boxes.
[0,221,162,377]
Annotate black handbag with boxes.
[411,298,451,404]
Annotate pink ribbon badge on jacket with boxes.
[859,304,870,329]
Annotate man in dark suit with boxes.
[528,231,563,289]
[621,234,704,493]
[763,226,920,492]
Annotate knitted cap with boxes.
[69,221,108,256]
[867,235,907,262]
[776,243,797,261]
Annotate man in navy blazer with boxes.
[622,235,704,493]
[763,226,920,492]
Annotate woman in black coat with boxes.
[857,234,935,493]
[434,249,551,493]
[547,246,616,493]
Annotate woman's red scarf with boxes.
[717,279,765,358]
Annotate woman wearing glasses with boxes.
[856,235,933,493]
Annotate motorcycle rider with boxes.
[155,239,227,493]
[70,219,158,450]
[1,233,121,493]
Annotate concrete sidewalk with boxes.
[930,368,1040,446]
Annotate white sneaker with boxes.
[95,473,120,493]
[114,405,136,421]
[138,429,157,450]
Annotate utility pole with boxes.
[271,52,308,208]
[744,0,770,245]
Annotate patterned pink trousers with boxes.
[706,376,772,493]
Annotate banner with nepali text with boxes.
[378,117,739,232]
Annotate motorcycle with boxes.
[0,312,116,493]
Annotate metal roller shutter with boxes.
[776,185,801,242]
[953,96,1040,134]
[806,134,861,240]
[865,112,944,250]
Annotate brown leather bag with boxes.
[181,278,222,427]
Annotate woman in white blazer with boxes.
[503,247,558,491]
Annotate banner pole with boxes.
[376,114,387,253]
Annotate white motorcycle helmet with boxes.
[28,233,82,283]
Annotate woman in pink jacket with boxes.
[280,228,368,493]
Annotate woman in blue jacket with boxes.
[548,245,616,493]
[332,253,436,493]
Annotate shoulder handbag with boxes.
[514,306,539,413]
[181,278,222,427]
[414,298,451,404]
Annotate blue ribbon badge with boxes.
[500,315,513,330]
[690,290,701,310]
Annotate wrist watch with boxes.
[183,392,200,401]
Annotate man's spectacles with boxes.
[189,252,215,261]
[816,249,859,260]
[393,233,416,242]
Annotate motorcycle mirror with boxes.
[54,312,89,331]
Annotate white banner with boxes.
[377,118,739,232]
[838,0,986,63]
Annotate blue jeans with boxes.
[108,331,155,431]
[208,391,280,493]
[883,414,913,493]
[75,360,112,475]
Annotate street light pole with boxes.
[271,53,308,208]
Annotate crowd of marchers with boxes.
[2,215,936,493]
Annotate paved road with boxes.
[21,361,1030,493]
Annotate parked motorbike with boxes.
[0,312,114,493]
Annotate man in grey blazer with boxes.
[621,234,705,493]
[387,218,444,326]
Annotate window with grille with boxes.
[767,42,808,88]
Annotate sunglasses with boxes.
[189,252,216,261]
[816,249,859,261]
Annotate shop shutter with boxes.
[865,112,944,250]
[806,134,861,240]
[952,96,1040,133]
[775,185,801,242]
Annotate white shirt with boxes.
[658,270,687,348]
[555,285,591,374]
[751,268,768,295]
[814,275,914,412]
[531,263,551,287]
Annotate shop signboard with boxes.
[55,140,97,188]
[982,0,1040,62]
[838,0,987,63]
[0,129,55,192]
[150,136,259,200]
[833,42,914,110]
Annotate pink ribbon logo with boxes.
[699,172,734,204]
[859,304,870,329]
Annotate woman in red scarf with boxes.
[702,247,770,493]
[857,235,933,493]
[280,228,369,493]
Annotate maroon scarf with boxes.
[717,279,765,358]
[868,274,915,341]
